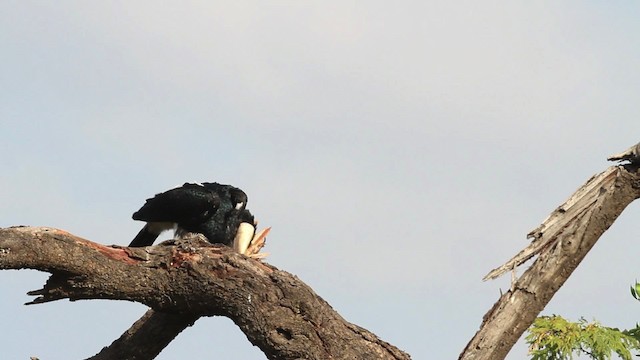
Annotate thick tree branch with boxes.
[90,310,198,360]
[0,227,410,360]
[459,164,640,360]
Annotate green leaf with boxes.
[526,315,640,360]
[633,281,640,301]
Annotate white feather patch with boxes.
[146,222,176,234]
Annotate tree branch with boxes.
[459,164,640,360]
[0,226,410,360]
[90,310,198,360]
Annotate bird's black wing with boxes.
[132,183,220,227]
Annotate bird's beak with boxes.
[233,222,255,255]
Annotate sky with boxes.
[1,2,640,359]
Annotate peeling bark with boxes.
[459,164,640,360]
[0,227,410,360]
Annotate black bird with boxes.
[129,182,255,253]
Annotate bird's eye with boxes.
[235,202,244,210]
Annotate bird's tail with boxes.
[129,222,173,247]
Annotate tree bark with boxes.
[459,164,640,360]
[90,310,198,360]
[0,227,410,360]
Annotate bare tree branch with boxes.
[90,310,198,360]
[459,164,640,360]
[608,141,640,163]
[0,227,410,360]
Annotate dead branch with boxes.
[608,141,640,163]
[459,164,640,360]
[0,227,410,360]
[90,310,198,360]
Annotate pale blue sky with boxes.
[1,2,640,359]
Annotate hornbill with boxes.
[129,182,256,254]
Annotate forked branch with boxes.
[460,164,640,360]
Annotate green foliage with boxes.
[630,280,640,301]
[526,316,640,360]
